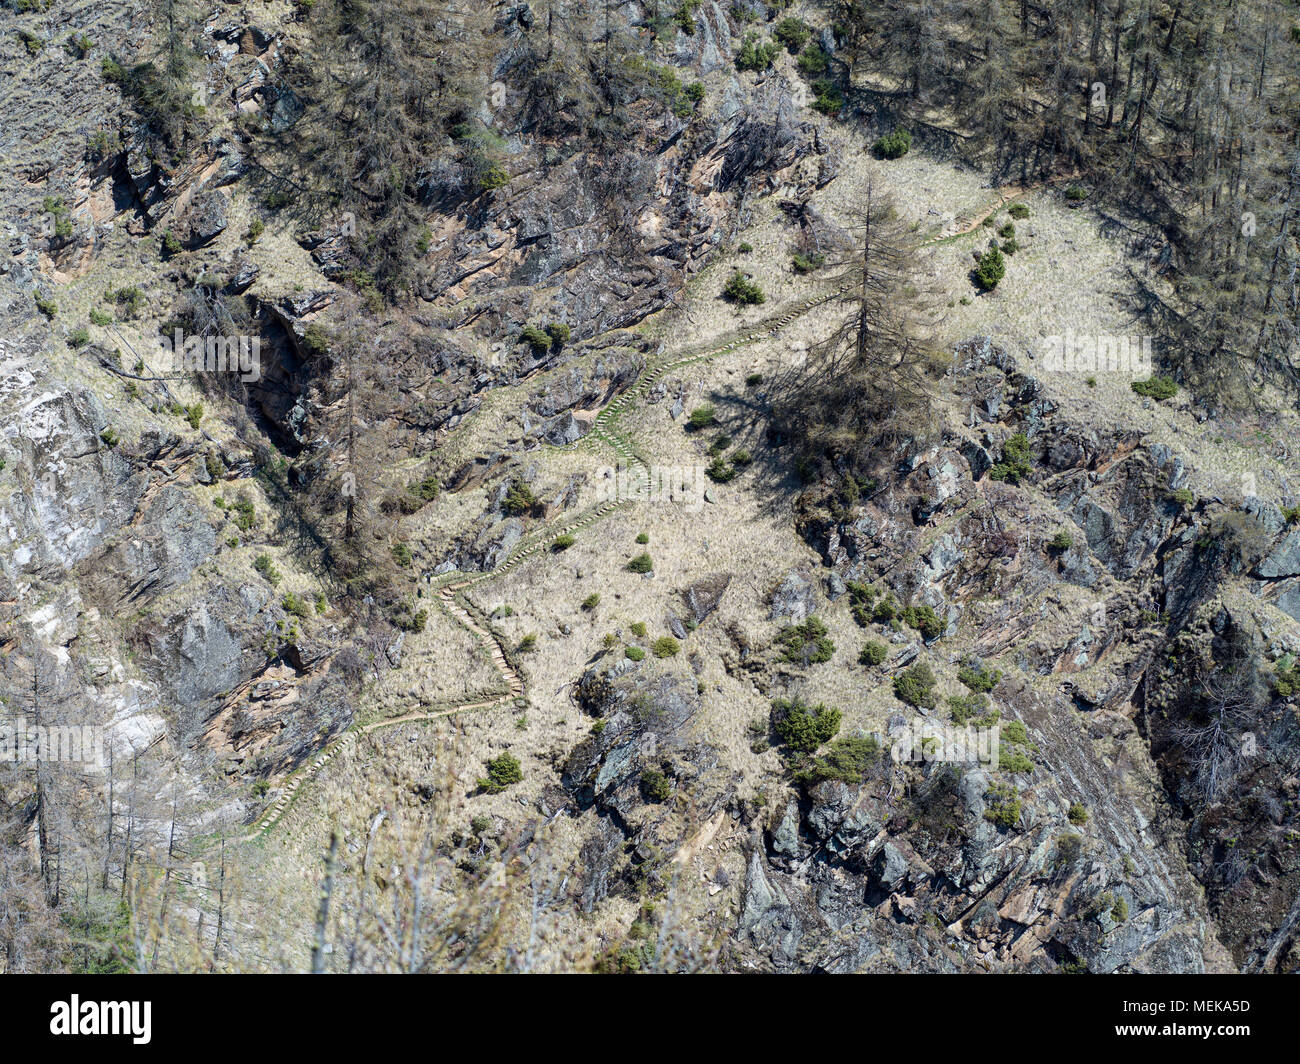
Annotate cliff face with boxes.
[2,1,1299,974]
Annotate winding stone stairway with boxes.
[239,287,846,841]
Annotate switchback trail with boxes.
[238,175,1056,842]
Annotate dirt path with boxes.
[921,173,1078,246]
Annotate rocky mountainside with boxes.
[1,0,1298,974]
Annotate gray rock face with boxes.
[769,568,815,622]
[826,571,847,600]
[914,453,966,524]
[1275,584,1300,624]
[187,189,230,247]
[1257,528,1300,578]
[960,439,992,480]
[563,669,702,809]
[871,842,910,891]
[806,780,880,856]
[769,801,803,859]
[467,518,524,571]
[542,411,586,446]
[740,847,789,932]
[563,666,731,909]
[82,486,217,601]
[163,599,244,709]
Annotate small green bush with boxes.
[398,607,429,633]
[773,17,812,52]
[957,660,1003,693]
[873,129,911,159]
[688,404,716,430]
[673,0,701,33]
[282,592,311,619]
[640,768,672,802]
[398,474,440,512]
[893,662,937,709]
[477,753,522,794]
[989,432,1032,484]
[625,645,646,661]
[998,746,1034,773]
[809,78,843,116]
[984,782,1022,828]
[845,582,877,626]
[735,33,777,72]
[232,498,256,531]
[253,554,281,586]
[89,308,112,326]
[1048,530,1073,554]
[859,640,887,666]
[791,252,826,274]
[651,636,680,658]
[872,597,899,623]
[1131,376,1178,400]
[947,692,990,725]
[552,533,575,551]
[1067,801,1089,825]
[627,553,653,573]
[797,44,831,79]
[544,322,571,347]
[68,326,91,348]
[635,532,649,544]
[86,129,120,159]
[771,697,842,752]
[392,542,413,567]
[723,271,766,305]
[973,244,1006,291]
[706,455,738,483]
[776,615,835,665]
[1271,658,1297,697]
[502,478,539,516]
[582,592,600,610]
[794,735,881,785]
[106,286,145,317]
[518,323,552,352]
[1007,203,1031,219]
[901,603,945,641]
[35,293,58,319]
